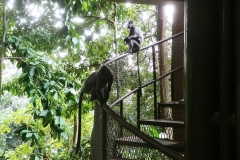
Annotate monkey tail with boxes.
[76,91,83,155]
[137,51,142,97]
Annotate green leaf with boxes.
[66,35,71,42]
[35,155,40,160]
[20,130,31,135]
[30,89,36,95]
[19,44,25,50]
[50,81,56,85]
[15,40,20,46]
[30,67,36,77]
[39,129,45,136]
[38,65,46,74]
[67,99,74,107]
[8,37,16,43]
[26,132,33,138]
[64,88,70,93]
[33,133,40,140]
[59,67,66,73]
[54,116,60,125]
[39,110,49,117]
[35,109,41,115]
[48,72,52,78]
[83,1,88,11]
[54,92,58,100]
[37,89,45,98]
[30,95,38,103]
[72,37,78,45]
[19,72,27,79]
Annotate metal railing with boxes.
[98,31,187,160]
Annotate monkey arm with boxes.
[95,78,105,104]
[124,27,138,43]
[104,76,113,102]
[127,34,138,39]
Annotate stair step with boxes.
[138,119,184,128]
[115,136,185,152]
[108,159,134,160]
[158,102,184,108]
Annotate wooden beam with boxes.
[105,0,183,6]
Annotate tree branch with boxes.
[80,15,114,25]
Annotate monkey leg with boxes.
[132,40,141,53]
[127,40,134,53]
[90,89,98,101]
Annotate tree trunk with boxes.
[0,5,6,98]
[172,5,184,102]
[113,2,121,100]
[157,6,170,104]
[157,6,173,140]
[171,5,184,141]
[73,115,79,147]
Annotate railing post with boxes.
[152,46,157,119]
[120,100,123,136]
[102,108,107,160]
[137,89,141,129]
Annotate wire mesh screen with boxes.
[140,124,184,144]
[106,115,173,160]
[91,102,103,160]
[107,56,140,104]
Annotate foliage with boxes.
[0,0,158,159]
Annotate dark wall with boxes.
[184,0,221,159]
[236,0,240,159]
[218,0,236,159]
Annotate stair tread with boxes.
[158,102,184,108]
[115,136,185,152]
[138,119,184,127]
[108,159,134,160]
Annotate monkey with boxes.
[124,20,144,96]
[124,20,144,53]
[75,65,113,155]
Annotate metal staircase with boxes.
[138,102,185,152]
[90,32,187,160]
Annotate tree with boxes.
[1,0,158,159]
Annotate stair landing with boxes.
[115,136,185,152]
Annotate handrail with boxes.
[101,31,186,160]
[143,66,183,88]
[104,31,184,66]
[141,31,184,51]
[103,104,188,160]
[109,88,138,108]
[109,66,183,108]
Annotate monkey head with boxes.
[127,20,134,29]
[99,65,112,79]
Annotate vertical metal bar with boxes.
[137,51,142,97]
[120,100,123,136]
[102,109,107,160]
[152,46,157,119]
[137,90,141,129]
[120,100,123,118]
[171,73,174,101]
[157,103,161,119]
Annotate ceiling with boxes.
[105,0,184,6]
